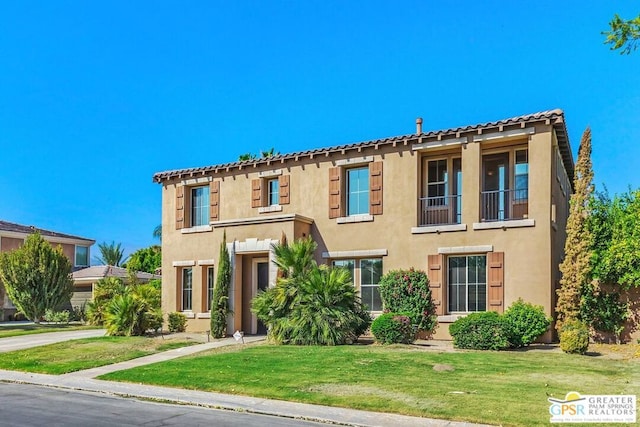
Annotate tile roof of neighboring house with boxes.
[153,109,574,184]
[0,220,94,243]
[72,265,161,281]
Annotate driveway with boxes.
[0,329,106,353]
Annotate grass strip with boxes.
[100,343,640,426]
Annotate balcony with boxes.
[418,195,462,226]
[480,189,528,222]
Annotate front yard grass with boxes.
[0,336,196,374]
[100,343,640,427]
[0,323,100,338]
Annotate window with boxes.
[360,258,382,311]
[331,258,382,311]
[206,266,214,311]
[420,156,462,225]
[267,178,279,206]
[347,167,369,216]
[448,255,486,312]
[191,186,209,227]
[75,246,89,267]
[481,147,528,221]
[181,267,193,311]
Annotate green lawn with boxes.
[0,336,196,374]
[0,323,100,338]
[100,344,640,427]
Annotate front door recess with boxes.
[256,261,269,335]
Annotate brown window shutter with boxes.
[175,185,185,229]
[488,252,504,313]
[328,167,341,219]
[251,178,262,208]
[369,161,383,215]
[427,254,445,316]
[209,181,220,221]
[279,175,290,205]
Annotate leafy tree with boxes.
[556,127,594,333]
[210,231,231,338]
[95,241,128,266]
[604,13,640,54]
[0,233,74,323]
[126,245,161,274]
[252,237,371,345]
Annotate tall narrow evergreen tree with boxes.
[211,231,231,338]
[556,127,594,332]
[0,233,74,323]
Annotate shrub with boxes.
[168,312,187,333]
[86,277,127,326]
[102,282,162,336]
[252,264,371,345]
[44,309,71,324]
[559,320,590,354]
[371,312,417,344]
[378,269,437,335]
[449,312,510,350]
[503,298,551,347]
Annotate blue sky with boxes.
[1,2,638,259]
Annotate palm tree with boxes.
[270,236,317,279]
[260,148,279,158]
[152,224,162,241]
[94,241,128,266]
[238,153,257,161]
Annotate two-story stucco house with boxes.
[153,109,574,341]
[0,220,95,320]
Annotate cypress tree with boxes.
[0,233,74,323]
[556,127,594,332]
[210,231,231,338]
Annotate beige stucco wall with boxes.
[160,124,568,342]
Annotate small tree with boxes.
[556,127,594,333]
[210,231,231,338]
[0,233,74,323]
[378,268,437,334]
[126,245,162,274]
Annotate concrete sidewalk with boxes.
[0,333,489,427]
[0,328,107,353]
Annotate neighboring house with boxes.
[71,265,162,308]
[0,220,95,320]
[153,109,574,341]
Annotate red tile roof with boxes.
[153,109,573,183]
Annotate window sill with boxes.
[258,205,283,214]
[437,314,466,323]
[336,214,374,224]
[196,312,211,319]
[181,225,213,234]
[472,219,535,230]
[181,311,196,319]
[411,224,467,234]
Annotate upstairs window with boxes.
[75,246,89,267]
[191,186,209,227]
[267,178,280,206]
[347,167,369,216]
[420,156,462,225]
[514,150,528,202]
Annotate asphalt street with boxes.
[0,382,324,427]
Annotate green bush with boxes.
[44,309,70,324]
[86,277,127,326]
[103,283,162,336]
[449,312,510,350]
[559,320,590,354]
[168,312,187,333]
[503,298,551,347]
[371,312,417,344]
[378,269,437,335]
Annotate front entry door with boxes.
[256,261,269,335]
